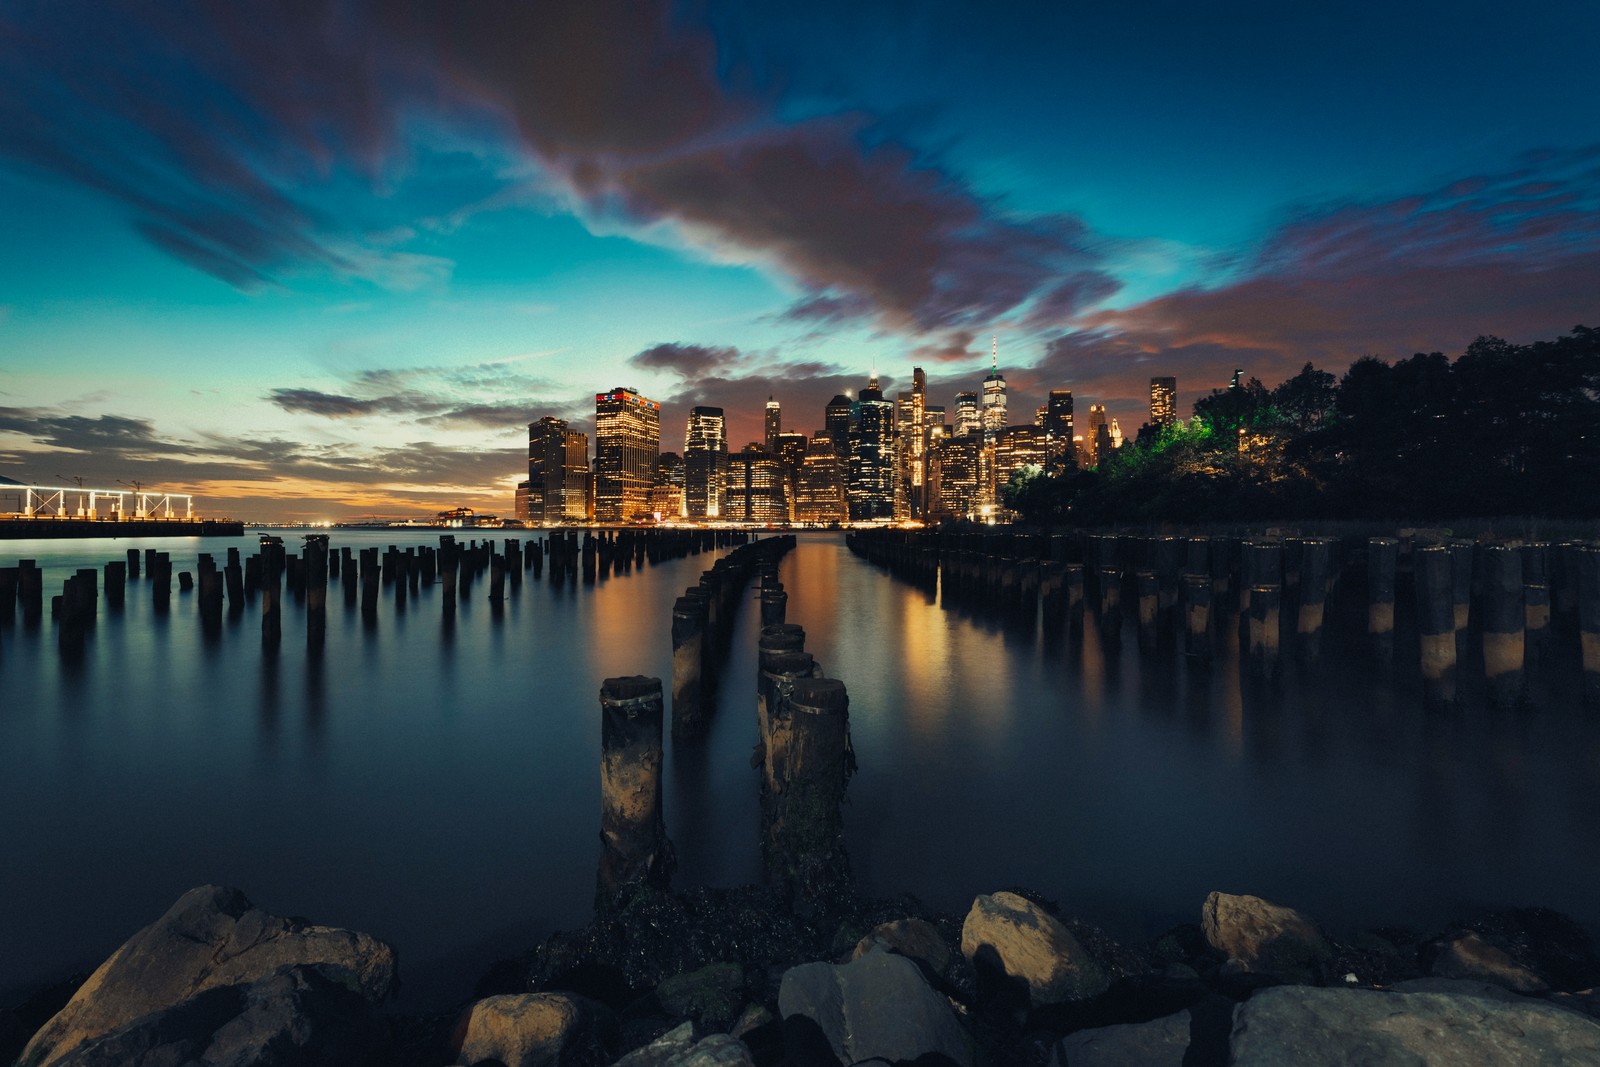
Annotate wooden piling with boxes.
[1135,570,1159,651]
[768,677,852,897]
[1415,545,1457,708]
[1578,546,1600,706]
[670,596,709,740]
[597,676,673,905]
[1297,538,1331,663]
[1247,584,1280,680]
[1367,538,1398,664]
[1480,544,1524,708]
[1183,572,1211,661]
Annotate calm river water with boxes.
[3,530,1598,1006]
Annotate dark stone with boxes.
[778,949,975,1067]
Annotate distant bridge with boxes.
[0,483,193,521]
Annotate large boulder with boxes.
[1430,931,1549,994]
[960,891,1108,1007]
[19,885,396,1067]
[614,1022,755,1066]
[448,992,603,1067]
[779,948,975,1066]
[1048,1008,1192,1066]
[852,917,952,978]
[1229,984,1600,1065]
[1200,891,1331,982]
[46,965,378,1067]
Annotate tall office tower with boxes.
[895,366,929,519]
[954,392,981,437]
[981,336,1008,440]
[994,425,1046,490]
[594,387,661,523]
[794,434,848,524]
[1150,377,1177,429]
[824,393,855,463]
[725,444,788,523]
[683,406,728,520]
[927,434,980,519]
[528,417,591,523]
[1076,404,1107,468]
[764,397,782,453]
[849,377,895,522]
[1110,417,1124,451]
[513,481,531,523]
[1043,390,1075,474]
[1035,405,1047,429]
[774,431,809,518]
[926,404,947,436]
[651,451,685,518]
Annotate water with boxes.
[3,531,1598,1007]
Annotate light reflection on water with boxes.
[2,531,1599,1009]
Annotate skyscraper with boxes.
[1043,390,1075,473]
[527,416,589,523]
[774,431,808,519]
[824,393,854,463]
[1080,404,1109,469]
[764,397,781,453]
[849,376,895,522]
[794,433,848,524]
[895,366,928,519]
[928,434,980,519]
[594,387,660,523]
[1150,376,1177,429]
[726,444,788,523]
[651,452,685,519]
[954,392,981,437]
[994,425,1046,488]
[981,336,1008,440]
[684,406,728,520]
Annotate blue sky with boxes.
[1,0,1596,519]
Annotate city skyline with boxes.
[1,1,1597,521]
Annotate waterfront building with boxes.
[527,417,589,523]
[928,433,980,519]
[684,406,728,520]
[824,393,854,463]
[1043,390,1075,473]
[848,374,896,522]
[725,444,788,523]
[594,387,661,522]
[651,451,685,519]
[1150,376,1177,429]
[774,431,809,519]
[793,433,848,524]
[994,425,1046,490]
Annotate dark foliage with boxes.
[1004,326,1600,525]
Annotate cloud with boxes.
[629,342,741,379]
[266,356,567,430]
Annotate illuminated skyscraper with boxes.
[981,336,1007,440]
[1043,390,1075,473]
[824,393,854,463]
[594,387,660,522]
[954,392,981,437]
[849,376,895,522]
[764,397,781,453]
[794,433,848,524]
[1080,404,1109,469]
[726,444,788,523]
[528,417,589,523]
[928,434,980,519]
[774,431,808,519]
[994,425,1046,488]
[1150,376,1177,429]
[684,406,728,519]
[651,451,685,518]
[895,366,928,519]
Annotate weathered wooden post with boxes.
[305,536,328,647]
[1097,565,1122,649]
[1450,540,1475,656]
[1521,543,1550,672]
[597,676,674,907]
[126,548,140,580]
[261,542,282,648]
[1297,538,1331,663]
[670,596,709,740]
[1247,584,1280,680]
[1367,537,1398,664]
[152,553,172,613]
[58,575,86,653]
[1135,570,1160,651]
[769,677,853,899]
[104,560,126,611]
[359,547,379,616]
[1415,545,1457,709]
[1064,562,1085,631]
[19,560,43,625]
[488,551,506,604]
[225,547,245,613]
[1480,543,1524,708]
[759,585,788,627]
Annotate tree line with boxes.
[1003,325,1600,524]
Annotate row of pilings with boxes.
[0,528,756,657]
[669,535,796,740]
[601,534,854,914]
[846,527,1600,710]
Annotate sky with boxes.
[1,0,1596,521]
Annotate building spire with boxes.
[992,334,998,371]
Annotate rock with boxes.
[615,1023,754,1066]
[1200,891,1331,981]
[960,891,1108,1007]
[1431,931,1549,994]
[448,992,601,1067]
[655,963,744,1031]
[779,948,975,1067]
[852,917,952,977]
[47,965,377,1067]
[1049,1009,1192,1066]
[729,1004,772,1038]
[18,885,396,1067]
[1229,984,1600,1065]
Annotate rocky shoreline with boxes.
[5,881,1599,1066]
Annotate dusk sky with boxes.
[2,0,1597,521]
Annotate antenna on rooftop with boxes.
[992,335,998,370]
